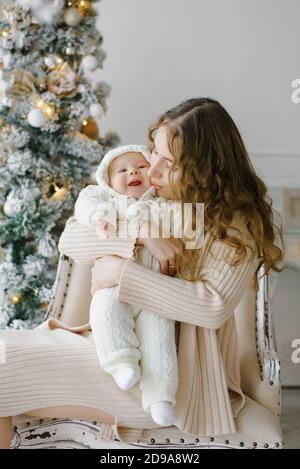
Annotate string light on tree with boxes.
[43,55,63,71]
[10,293,22,305]
[1,29,11,38]
[28,97,59,127]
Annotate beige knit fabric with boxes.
[0,212,259,445]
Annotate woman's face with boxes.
[147,125,181,199]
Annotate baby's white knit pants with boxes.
[89,249,179,414]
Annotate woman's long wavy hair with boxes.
[147,97,285,291]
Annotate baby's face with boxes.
[108,152,152,198]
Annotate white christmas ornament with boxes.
[27,108,45,127]
[89,103,103,119]
[77,84,86,93]
[81,55,98,73]
[63,7,82,27]
[3,198,20,217]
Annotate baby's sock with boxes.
[113,366,141,391]
[150,401,176,426]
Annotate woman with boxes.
[0,97,284,448]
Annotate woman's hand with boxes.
[91,256,126,295]
[137,221,181,275]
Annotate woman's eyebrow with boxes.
[153,144,173,161]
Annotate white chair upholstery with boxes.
[11,250,283,449]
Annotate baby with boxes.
[74,144,180,427]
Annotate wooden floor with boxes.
[281,388,300,449]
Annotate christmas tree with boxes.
[0,0,120,329]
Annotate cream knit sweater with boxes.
[52,210,260,443]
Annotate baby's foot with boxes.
[114,366,141,391]
[150,401,176,426]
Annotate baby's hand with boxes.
[95,219,116,238]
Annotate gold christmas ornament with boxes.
[10,293,22,305]
[43,176,69,202]
[76,0,92,15]
[51,185,68,202]
[47,62,77,97]
[80,117,99,140]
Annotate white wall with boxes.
[95,0,300,187]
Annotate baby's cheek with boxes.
[143,176,152,187]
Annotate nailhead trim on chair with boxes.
[17,420,283,449]
[58,260,73,319]
[136,437,282,449]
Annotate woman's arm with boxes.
[115,235,259,330]
[58,216,141,264]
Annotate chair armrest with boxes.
[256,263,281,387]
[44,253,72,321]
[255,263,281,419]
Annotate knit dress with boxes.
[0,209,259,445]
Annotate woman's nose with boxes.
[147,161,161,179]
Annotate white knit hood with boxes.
[95,144,156,201]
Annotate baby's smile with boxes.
[128,179,142,187]
[108,151,152,198]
